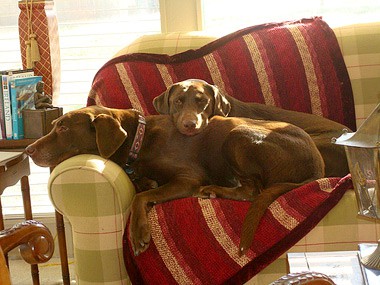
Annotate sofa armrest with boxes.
[48,154,135,284]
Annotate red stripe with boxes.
[263,26,313,112]
[211,199,256,260]
[127,61,168,114]
[220,37,265,103]
[303,24,345,122]
[161,198,221,284]
[205,51,235,96]
[316,20,356,129]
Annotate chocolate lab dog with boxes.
[153,79,350,178]
[26,105,324,256]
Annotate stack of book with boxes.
[0,69,42,140]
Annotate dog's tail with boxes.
[239,182,307,256]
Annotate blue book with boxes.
[9,75,42,140]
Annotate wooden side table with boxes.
[0,139,71,285]
[287,245,380,284]
[0,151,39,284]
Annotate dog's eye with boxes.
[57,125,69,133]
[175,99,183,105]
[196,97,208,104]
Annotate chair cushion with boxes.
[88,17,356,130]
[113,31,219,57]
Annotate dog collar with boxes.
[128,114,146,163]
[124,114,146,175]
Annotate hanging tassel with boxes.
[25,40,32,68]
[29,33,41,63]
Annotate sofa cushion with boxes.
[88,17,356,130]
[113,31,219,57]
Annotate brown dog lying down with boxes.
[25,105,324,256]
[153,79,350,178]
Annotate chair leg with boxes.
[0,197,8,268]
[21,175,40,285]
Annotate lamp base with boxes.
[361,240,380,270]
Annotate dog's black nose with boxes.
[183,120,196,130]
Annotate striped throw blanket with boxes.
[88,17,355,131]
[123,176,352,284]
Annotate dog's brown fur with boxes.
[153,79,350,177]
[26,105,324,256]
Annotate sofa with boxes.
[48,17,380,284]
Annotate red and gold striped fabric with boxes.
[123,176,352,284]
[88,17,356,130]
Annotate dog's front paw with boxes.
[198,185,217,199]
[130,221,151,256]
[129,201,152,256]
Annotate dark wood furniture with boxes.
[0,220,54,285]
[0,139,70,285]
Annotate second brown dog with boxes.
[153,79,350,177]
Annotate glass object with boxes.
[334,102,380,269]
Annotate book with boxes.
[9,75,42,140]
[1,73,12,139]
[0,119,3,139]
[0,78,5,139]
[1,69,34,140]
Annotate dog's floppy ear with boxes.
[91,114,127,158]
[153,83,180,114]
[153,86,172,114]
[207,84,231,117]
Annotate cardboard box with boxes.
[22,107,63,139]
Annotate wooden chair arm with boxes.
[0,220,54,264]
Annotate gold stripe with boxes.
[198,199,252,267]
[243,34,275,105]
[88,89,104,106]
[156,64,174,87]
[115,63,144,113]
[204,53,227,92]
[317,178,333,193]
[288,27,323,116]
[269,200,300,231]
[148,207,194,285]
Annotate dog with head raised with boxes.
[26,105,324,256]
[153,79,350,177]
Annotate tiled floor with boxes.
[8,257,76,285]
